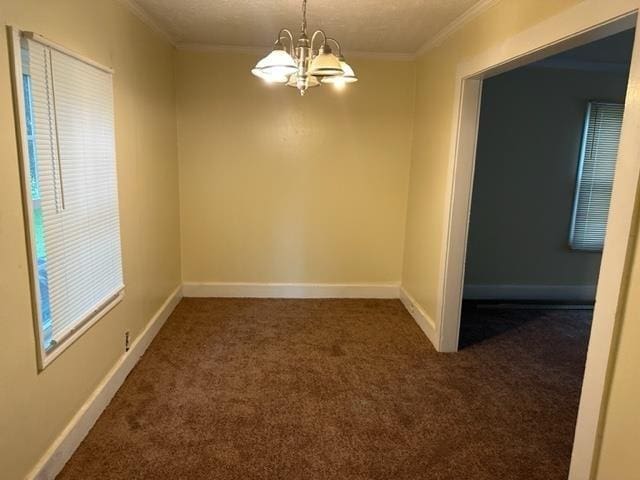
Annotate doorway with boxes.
[436,9,640,480]
[460,29,634,349]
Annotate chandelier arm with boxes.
[278,28,295,56]
[310,29,327,54]
[326,37,343,58]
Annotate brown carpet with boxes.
[58,298,590,480]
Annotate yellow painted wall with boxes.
[0,1,181,478]
[176,51,415,285]
[596,225,640,480]
[0,0,638,479]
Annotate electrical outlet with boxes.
[125,331,130,352]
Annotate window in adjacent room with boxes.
[11,30,124,369]
[569,101,624,252]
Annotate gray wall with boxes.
[464,66,629,299]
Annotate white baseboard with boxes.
[463,284,596,301]
[29,285,183,480]
[399,287,438,349]
[182,282,401,299]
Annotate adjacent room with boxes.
[460,30,633,348]
[1,1,639,480]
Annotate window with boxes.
[12,30,124,368]
[569,102,624,252]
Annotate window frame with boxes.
[8,27,124,370]
[568,100,623,253]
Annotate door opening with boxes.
[437,10,640,480]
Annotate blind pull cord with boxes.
[48,48,66,212]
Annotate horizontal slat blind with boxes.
[21,37,123,353]
[570,102,624,251]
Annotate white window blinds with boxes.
[569,102,624,251]
[18,34,123,364]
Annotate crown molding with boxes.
[176,42,416,61]
[117,0,176,46]
[120,0,500,61]
[416,0,501,57]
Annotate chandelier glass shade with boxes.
[251,0,358,95]
[322,59,358,85]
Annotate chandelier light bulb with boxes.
[332,80,346,90]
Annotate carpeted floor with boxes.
[58,298,591,480]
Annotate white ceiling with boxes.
[129,0,482,55]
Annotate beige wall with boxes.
[0,1,181,478]
[176,51,415,285]
[0,1,638,479]
[596,224,640,480]
[465,66,628,292]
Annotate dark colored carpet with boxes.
[58,298,591,480]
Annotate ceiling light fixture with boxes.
[251,0,358,96]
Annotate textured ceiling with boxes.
[130,0,481,54]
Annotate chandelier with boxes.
[251,0,358,96]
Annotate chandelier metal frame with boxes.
[251,0,358,95]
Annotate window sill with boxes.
[37,288,125,372]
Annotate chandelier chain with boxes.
[302,0,308,35]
